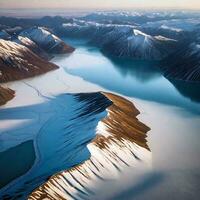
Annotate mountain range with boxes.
[0,25,75,105]
[0,11,200,99]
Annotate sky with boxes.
[0,0,200,10]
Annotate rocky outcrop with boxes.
[0,86,15,105]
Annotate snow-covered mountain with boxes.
[80,11,141,25]
[0,39,58,82]
[160,29,200,82]
[89,25,133,47]
[19,27,75,54]
[61,20,121,39]
[143,18,200,32]
[79,11,197,25]
[0,26,75,105]
[0,13,200,82]
[102,29,177,60]
[14,36,51,60]
[62,21,177,60]
[141,18,200,40]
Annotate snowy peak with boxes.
[19,27,75,54]
[61,20,177,60]
[128,29,155,48]
[0,39,27,57]
[132,29,176,42]
[17,36,37,46]
[102,29,177,60]
[133,29,149,37]
[15,36,51,60]
[20,27,60,44]
[160,25,183,33]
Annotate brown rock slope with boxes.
[29,92,150,200]
[101,92,150,150]
[0,86,15,105]
[0,39,58,83]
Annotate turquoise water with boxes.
[0,93,111,199]
[0,141,35,188]
[54,38,200,115]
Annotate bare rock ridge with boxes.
[0,86,15,105]
[29,92,150,200]
[102,92,150,150]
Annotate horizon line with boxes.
[0,7,200,11]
